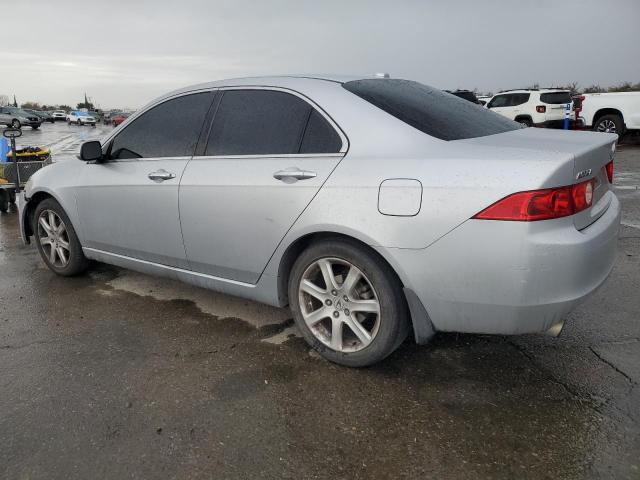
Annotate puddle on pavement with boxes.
[98,269,298,344]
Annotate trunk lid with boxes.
[460,128,617,229]
[571,136,616,229]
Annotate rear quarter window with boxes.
[343,79,521,141]
[540,92,572,104]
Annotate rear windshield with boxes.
[540,92,572,104]
[343,79,521,141]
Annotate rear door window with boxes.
[206,90,309,156]
[110,92,213,159]
[511,93,530,106]
[205,89,342,156]
[344,79,520,141]
[540,92,572,104]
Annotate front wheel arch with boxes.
[23,191,55,240]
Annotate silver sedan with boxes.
[18,75,621,366]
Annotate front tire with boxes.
[33,198,89,276]
[11,119,20,129]
[517,117,533,127]
[288,239,408,367]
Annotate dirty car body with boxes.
[18,75,621,364]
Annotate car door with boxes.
[179,88,347,283]
[510,93,530,118]
[75,91,214,269]
[487,94,513,119]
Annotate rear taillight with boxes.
[573,95,585,125]
[473,179,596,221]
[605,160,614,183]
[536,105,546,113]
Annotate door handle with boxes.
[273,169,317,181]
[148,169,176,182]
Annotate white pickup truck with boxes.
[576,92,640,136]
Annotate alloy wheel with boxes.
[298,257,381,352]
[597,119,617,133]
[37,209,71,268]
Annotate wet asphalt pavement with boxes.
[1,123,639,479]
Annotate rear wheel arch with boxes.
[278,231,404,305]
[593,108,624,127]
[277,232,407,306]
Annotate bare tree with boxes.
[0,94,8,106]
[583,84,606,93]
[20,101,41,110]
[608,81,638,92]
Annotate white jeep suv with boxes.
[487,89,575,128]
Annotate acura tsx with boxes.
[18,75,621,366]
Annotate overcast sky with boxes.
[3,0,639,109]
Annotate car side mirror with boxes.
[79,140,102,161]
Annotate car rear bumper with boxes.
[386,193,621,336]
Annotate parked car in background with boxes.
[51,110,67,121]
[66,111,96,126]
[25,109,54,123]
[111,112,130,126]
[446,89,482,104]
[103,110,122,124]
[487,89,574,128]
[575,92,640,136]
[88,111,102,123]
[0,106,42,129]
[477,95,492,106]
[19,75,620,367]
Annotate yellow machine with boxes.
[0,147,52,212]
[6,146,51,162]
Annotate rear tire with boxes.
[516,117,533,127]
[11,119,20,129]
[594,114,623,136]
[33,198,89,276]
[288,239,409,367]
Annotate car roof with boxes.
[497,88,571,94]
[157,74,384,100]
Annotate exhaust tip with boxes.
[545,321,565,337]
